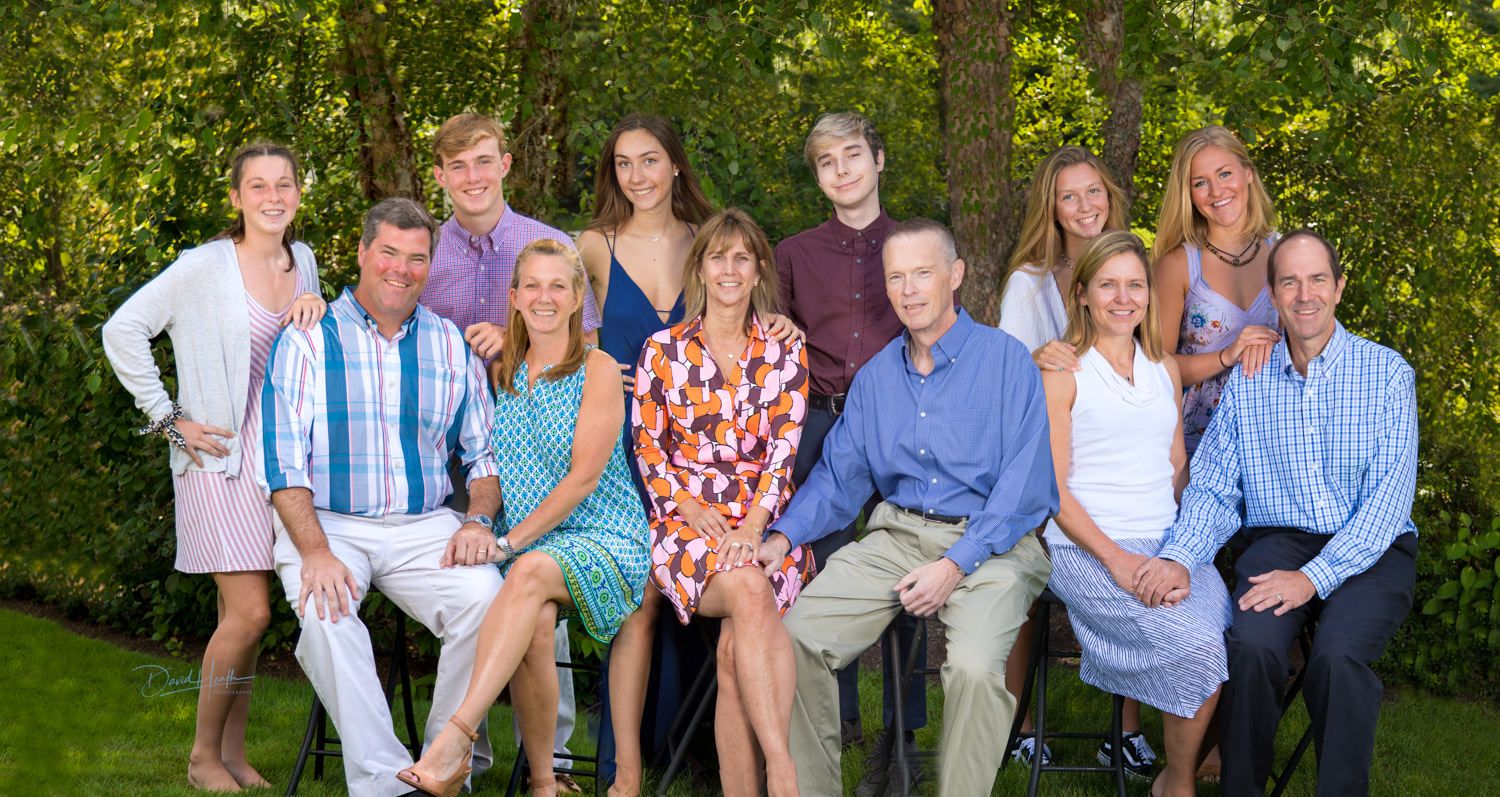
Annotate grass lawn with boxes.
[4,606,1495,796]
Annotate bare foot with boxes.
[188,757,243,792]
[223,760,271,789]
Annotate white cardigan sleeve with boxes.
[102,257,194,424]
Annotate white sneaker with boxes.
[1097,731,1157,782]
[1011,734,1053,767]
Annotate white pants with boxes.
[275,508,500,797]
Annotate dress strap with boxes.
[1184,243,1204,286]
[604,230,619,258]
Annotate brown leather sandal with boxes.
[396,715,479,797]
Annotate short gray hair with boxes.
[361,197,440,257]
[887,217,958,265]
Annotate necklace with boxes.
[634,220,674,243]
[1204,236,1261,268]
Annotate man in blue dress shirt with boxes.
[1136,230,1418,797]
[758,218,1058,797]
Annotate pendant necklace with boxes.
[1205,236,1261,268]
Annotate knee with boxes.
[941,654,1001,690]
[718,568,775,613]
[1226,629,1291,676]
[502,553,555,602]
[234,601,273,638]
[1306,636,1372,684]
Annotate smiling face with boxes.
[354,222,434,331]
[433,136,511,222]
[230,155,300,239]
[700,234,760,315]
[813,134,884,214]
[1188,144,1256,233]
[1271,236,1345,355]
[884,230,962,339]
[1078,251,1150,339]
[510,252,581,338]
[1053,162,1109,247]
[612,128,676,214]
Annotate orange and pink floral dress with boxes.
[632,315,815,624]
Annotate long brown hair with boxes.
[586,114,713,235]
[681,209,781,327]
[1152,125,1277,263]
[1006,146,1127,282]
[1064,230,1165,361]
[492,239,590,395]
[213,142,301,272]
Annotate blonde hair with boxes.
[1006,146,1127,281]
[803,111,884,171]
[681,209,782,327]
[433,113,507,168]
[492,239,588,395]
[1064,230,1165,362]
[1152,125,1277,262]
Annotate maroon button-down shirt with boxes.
[774,211,902,397]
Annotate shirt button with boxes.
[854,292,861,299]
[841,240,848,247]
[920,411,927,418]
[930,478,938,484]
[479,298,485,304]
[849,362,856,368]
[919,448,926,455]
[856,257,863,264]
[853,331,860,338]
[920,378,925,384]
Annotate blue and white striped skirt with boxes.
[1046,537,1231,718]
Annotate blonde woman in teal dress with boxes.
[399,239,650,797]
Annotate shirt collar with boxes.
[826,208,894,250]
[902,308,976,372]
[1278,321,1350,380]
[337,288,419,339]
[443,204,515,252]
[682,312,770,345]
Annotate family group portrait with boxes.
[2,2,1498,797]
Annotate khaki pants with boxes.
[784,502,1051,797]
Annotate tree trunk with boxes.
[506,0,576,218]
[337,0,421,202]
[934,0,1018,326]
[1079,0,1144,208]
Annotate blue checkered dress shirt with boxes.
[1158,323,1418,598]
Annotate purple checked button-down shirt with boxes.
[420,206,601,337]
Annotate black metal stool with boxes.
[653,621,720,796]
[506,647,610,797]
[285,611,420,796]
[1267,626,1317,797]
[885,612,939,797]
[1001,588,1127,797]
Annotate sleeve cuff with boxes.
[267,469,312,494]
[943,538,989,576]
[1299,558,1340,600]
[464,458,500,485]
[1155,541,1200,569]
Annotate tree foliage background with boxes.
[2,0,1497,694]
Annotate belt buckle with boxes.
[829,393,847,416]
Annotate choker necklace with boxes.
[1205,236,1261,268]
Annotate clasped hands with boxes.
[1129,556,1316,614]
[678,502,762,570]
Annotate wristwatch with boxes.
[462,513,494,530]
[496,536,518,561]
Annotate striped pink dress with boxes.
[171,292,294,573]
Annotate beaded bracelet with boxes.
[137,403,188,451]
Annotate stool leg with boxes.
[1027,602,1052,797]
[1003,602,1047,767]
[657,678,717,796]
[1111,694,1126,797]
[285,695,322,797]
[887,622,909,797]
[507,743,528,797]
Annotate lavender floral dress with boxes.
[1177,239,1279,455]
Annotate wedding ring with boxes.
[1276,593,1284,603]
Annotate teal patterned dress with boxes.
[491,352,651,643]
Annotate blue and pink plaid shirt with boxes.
[261,290,499,517]
[419,206,601,337]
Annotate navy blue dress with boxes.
[594,231,697,781]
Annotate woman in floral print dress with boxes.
[633,208,811,797]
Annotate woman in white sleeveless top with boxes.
[1040,231,1230,797]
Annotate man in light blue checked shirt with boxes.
[262,198,504,797]
[1136,230,1418,797]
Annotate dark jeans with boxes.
[798,403,928,732]
[1221,527,1416,797]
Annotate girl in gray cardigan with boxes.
[102,142,324,792]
